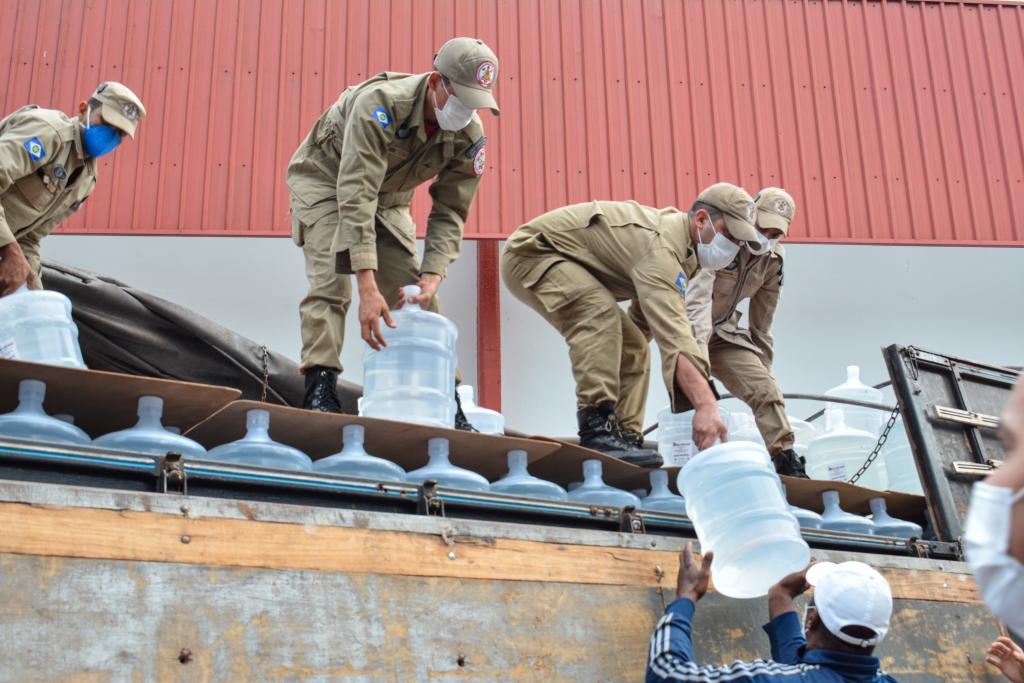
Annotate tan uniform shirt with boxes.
[286,72,486,276]
[0,106,96,274]
[505,200,708,410]
[686,246,785,368]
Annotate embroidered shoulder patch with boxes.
[24,137,46,162]
[473,147,486,176]
[465,135,487,158]
[675,272,687,295]
[371,106,391,129]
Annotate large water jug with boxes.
[361,285,457,429]
[203,409,312,471]
[729,412,766,448]
[781,482,823,530]
[825,366,884,434]
[456,385,504,435]
[807,410,887,491]
[656,405,731,468]
[93,396,206,458]
[0,379,91,446]
[406,437,489,492]
[490,450,567,500]
[568,459,642,508]
[869,497,922,538]
[879,418,924,495]
[819,489,874,535]
[640,469,686,514]
[0,286,85,368]
[678,441,810,598]
[787,416,820,462]
[314,423,406,481]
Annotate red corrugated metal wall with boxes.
[2,0,1022,244]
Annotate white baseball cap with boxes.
[806,561,893,647]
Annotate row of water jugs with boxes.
[657,365,923,495]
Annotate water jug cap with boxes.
[137,395,164,415]
[822,489,841,505]
[428,437,449,458]
[846,365,861,381]
[457,385,476,404]
[506,449,528,470]
[869,497,886,514]
[18,379,46,402]
[401,285,423,309]
[246,409,271,431]
[582,459,603,479]
[343,423,365,444]
[649,469,668,487]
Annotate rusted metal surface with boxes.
[1,0,1021,244]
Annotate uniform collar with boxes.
[803,646,884,678]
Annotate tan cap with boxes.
[91,82,146,138]
[755,187,797,235]
[434,37,499,115]
[695,182,759,242]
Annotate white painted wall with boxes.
[44,235,1023,438]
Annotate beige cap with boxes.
[695,182,759,242]
[434,37,499,115]
[91,82,146,138]
[755,187,797,235]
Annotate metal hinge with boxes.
[620,506,646,534]
[157,452,187,494]
[417,480,445,517]
[933,405,1001,430]
[951,459,1002,478]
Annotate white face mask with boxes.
[964,481,1024,633]
[696,216,741,271]
[748,231,771,256]
[433,82,475,131]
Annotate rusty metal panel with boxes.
[1,0,1022,244]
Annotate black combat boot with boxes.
[577,401,663,468]
[771,448,809,478]
[303,366,342,413]
[454,386,478,432]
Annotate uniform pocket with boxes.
[291,214,305,247]
[14,174,53,211]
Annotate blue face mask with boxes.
[82,107,122,158]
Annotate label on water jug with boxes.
[0,338,17,359]
[827,464,848,481]
[669,441,693,466]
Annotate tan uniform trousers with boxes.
[296,213,445,374]
[501,253,651,434]
[708,334,794,453]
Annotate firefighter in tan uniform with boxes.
[686,188,808,477]
[0,82,145,294]
[502,183,760,467]
[287,38,498,420]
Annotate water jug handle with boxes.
[401,285,423,310]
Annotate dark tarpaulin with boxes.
[41,260,361,412]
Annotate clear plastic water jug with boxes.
[807,410,887,491]
[879,418,924,495]
[203,409,311,471]
[780,483,823,530]
[825,366,884,434]
[729,412,766,448]
[0,379,91,446]
[93,396,207,458]
[869,497,922,538]
[456,385,504,435]
[678,441,810,598]
[656,405,731,468]
[819,489,874,535]
[406,437,489,492]
[787,416,820,462]
[639,469,686,514]
[361,285,458,429]
[314,423,406,481]
[490,450,567,500]
[568,459,642,508]
[0,285,85,368]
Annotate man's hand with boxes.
[400,272,442,309]
[768,565,811,619]
[692,404,729,451]
[987,636,1024,683]
[0,242,35,295]
[356,270,395,351]
[676,542,713,603]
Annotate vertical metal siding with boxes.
[1,0,1022,244]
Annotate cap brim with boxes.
[805,561,837,586]
[450,81,500,115]
[101,101,138,138]
[756,209,790,235]
[723,213,759,243]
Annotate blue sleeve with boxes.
[647,598,698,682]
[762,611,807,665]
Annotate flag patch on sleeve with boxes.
[24,137,46,162]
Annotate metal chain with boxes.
[848,405,901,484]
[259,345,270,403]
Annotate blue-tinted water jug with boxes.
[568,459,641,508]
[0,379,91,446]
[314,423,406,481]
[869,497,922,539]
[490,449,567,500]
[820,489,874,535]
[640,469,686,514]
[406,437,489,492]
[93,396,206,458]
[361,285,458,429]
[203,409,311,471]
